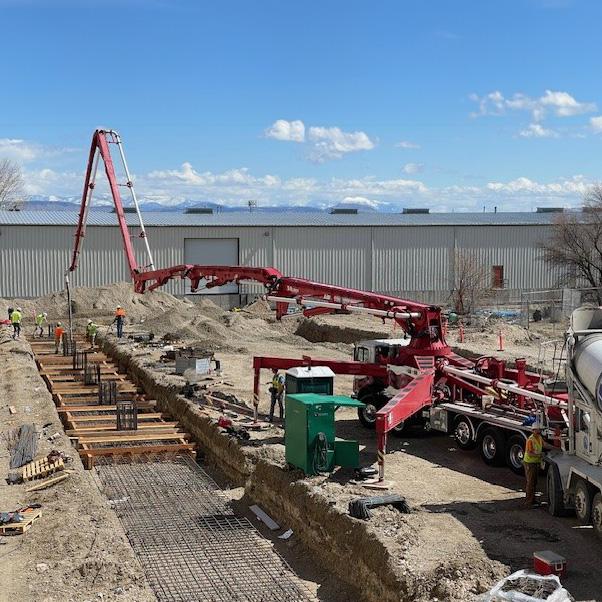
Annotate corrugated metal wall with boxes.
[0,222,560,301]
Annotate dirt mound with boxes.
[0,281,195,323]
[295,317,391,344]
[242,297,273,318]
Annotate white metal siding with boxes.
[0,221,559,300]
[273,227,370,289]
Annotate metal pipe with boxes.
[112,130,155,271]
[443,365,565,406]
[266,295,420,320]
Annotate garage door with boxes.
[183,238,239,295]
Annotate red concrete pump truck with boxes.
[68,129,570,487]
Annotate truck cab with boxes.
[352,338,410,429]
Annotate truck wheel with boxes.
[357,403,377,429]
[591,492,602,539]
[505,434,525,475]
[575,479,592,524]
[546,462,568,517]
[478,427,506,466]
[453,416,476,450]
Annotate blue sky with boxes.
[1,0,602,211]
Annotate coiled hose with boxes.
[312,432,329,473]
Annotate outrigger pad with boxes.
[348,494,410,520]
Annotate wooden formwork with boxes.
[30,337,196,468]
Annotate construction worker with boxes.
[54,322,65,354]
[268,368,285,423]
[86,319,98,349]
[10,307,22,339]
[112,305,126,338]
[523,421,553,507]
[33,312,47,338]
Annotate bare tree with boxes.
[0,159,24,210]
[539,184,602,304]
[450,249,490,314]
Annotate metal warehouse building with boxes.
[0,211,561,304]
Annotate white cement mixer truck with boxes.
[546,306,602,537]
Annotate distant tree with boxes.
[450,249,490,314]
[0,158,24,210]
[539,184,602,304]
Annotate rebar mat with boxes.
[96,455,313,602]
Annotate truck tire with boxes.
[574,479,592,524]
[478,427,506,466]
[546,462,568,517]
[357,395,382,429]
[453,415,476,450]
[505,434,525,475]
[591,492,602,539]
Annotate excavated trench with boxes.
[100,337,467,602]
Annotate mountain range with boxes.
[22,195,377,213]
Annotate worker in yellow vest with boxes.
[268,368,285,423]
[10,307,22,340]
[523,422,553,507]
[34,312,48,338]
[86,319,98,349]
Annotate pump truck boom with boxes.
[69,128,569,482]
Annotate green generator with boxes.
[285,392,363,476]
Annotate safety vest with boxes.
[35,313,45,326]
[115,308,126,318]
[11,310,22,324]
[272,374,285,393]
[524,433,543,464]
[55,327,64,339]
[87,323,98,335]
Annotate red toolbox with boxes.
[533,550,567,577]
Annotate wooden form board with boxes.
[29,338,196,470]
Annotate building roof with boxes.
[0,210,563,227]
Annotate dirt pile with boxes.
[295,315,392,344]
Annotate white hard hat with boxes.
[57,322,62,326]
[531,421,543,430]
[43,312,47,317]
[87,319,92,324]
[117,305,122,309]
[16,307,21,312]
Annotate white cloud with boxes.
[518,123,559,138]
[339,196,383,210]
[395,140,420,149]
[0,138,77,162]
[265,120,376,161]
[470,89,596,122]
[401,162,424,174]
[485,175,589,197]
[591,116,602,133]
[264,119,305,142]
[306,126,375,162]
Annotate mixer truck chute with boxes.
[545,306,602,538]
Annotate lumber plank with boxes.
[67,423,179,435]
[56,402,156,413]
[77,432,187,444]
[79,443,195,457]
[70,412,164,422]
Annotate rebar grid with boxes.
[97,456,313,602]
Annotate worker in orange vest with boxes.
[54,322,65,354]
[113,305,126,338]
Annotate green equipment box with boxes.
[285,393,363,476]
